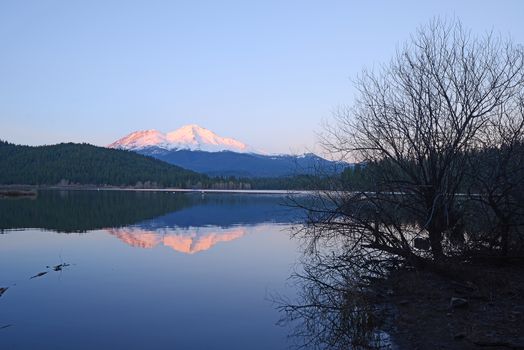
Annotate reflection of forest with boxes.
[0,190,301,233]
[0,190,190,232]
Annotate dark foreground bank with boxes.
[371,263,524,350]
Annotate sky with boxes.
[1,1,523,154]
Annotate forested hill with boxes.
[0,140,207,187]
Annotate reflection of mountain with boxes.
[97,193,300,253]
[138,194,299,229]
[106,226,246,254]
[0,190,303,233]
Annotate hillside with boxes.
[0,140,206,187]
[139,148,344,178]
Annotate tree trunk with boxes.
[428,227,444,260]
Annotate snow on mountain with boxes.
[108,124,257,153]
[107,130,171,151]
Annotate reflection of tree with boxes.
[277,250,386,350]
[0,190,190,232]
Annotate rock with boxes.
[450,297,468,309]
[454,333,466,340]
[413,237,431,250]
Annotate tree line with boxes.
[0,140,337,190]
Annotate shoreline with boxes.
[0,184,309,195]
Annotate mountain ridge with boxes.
[137,148,344,178]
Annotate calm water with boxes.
[0,190,304,350]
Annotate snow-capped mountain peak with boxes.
[107,129,169,150]
[108,125,255,153]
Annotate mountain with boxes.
[0,140,206,187]
[141,149,342,177]
[109,125,345,178]
[108,124,257,153]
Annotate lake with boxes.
[0,190,305,350]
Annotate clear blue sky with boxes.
[1,1,523,153]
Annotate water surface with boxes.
[0,190,303,349]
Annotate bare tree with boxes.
[316,18,524,264]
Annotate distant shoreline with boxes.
[0,184,307,195]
